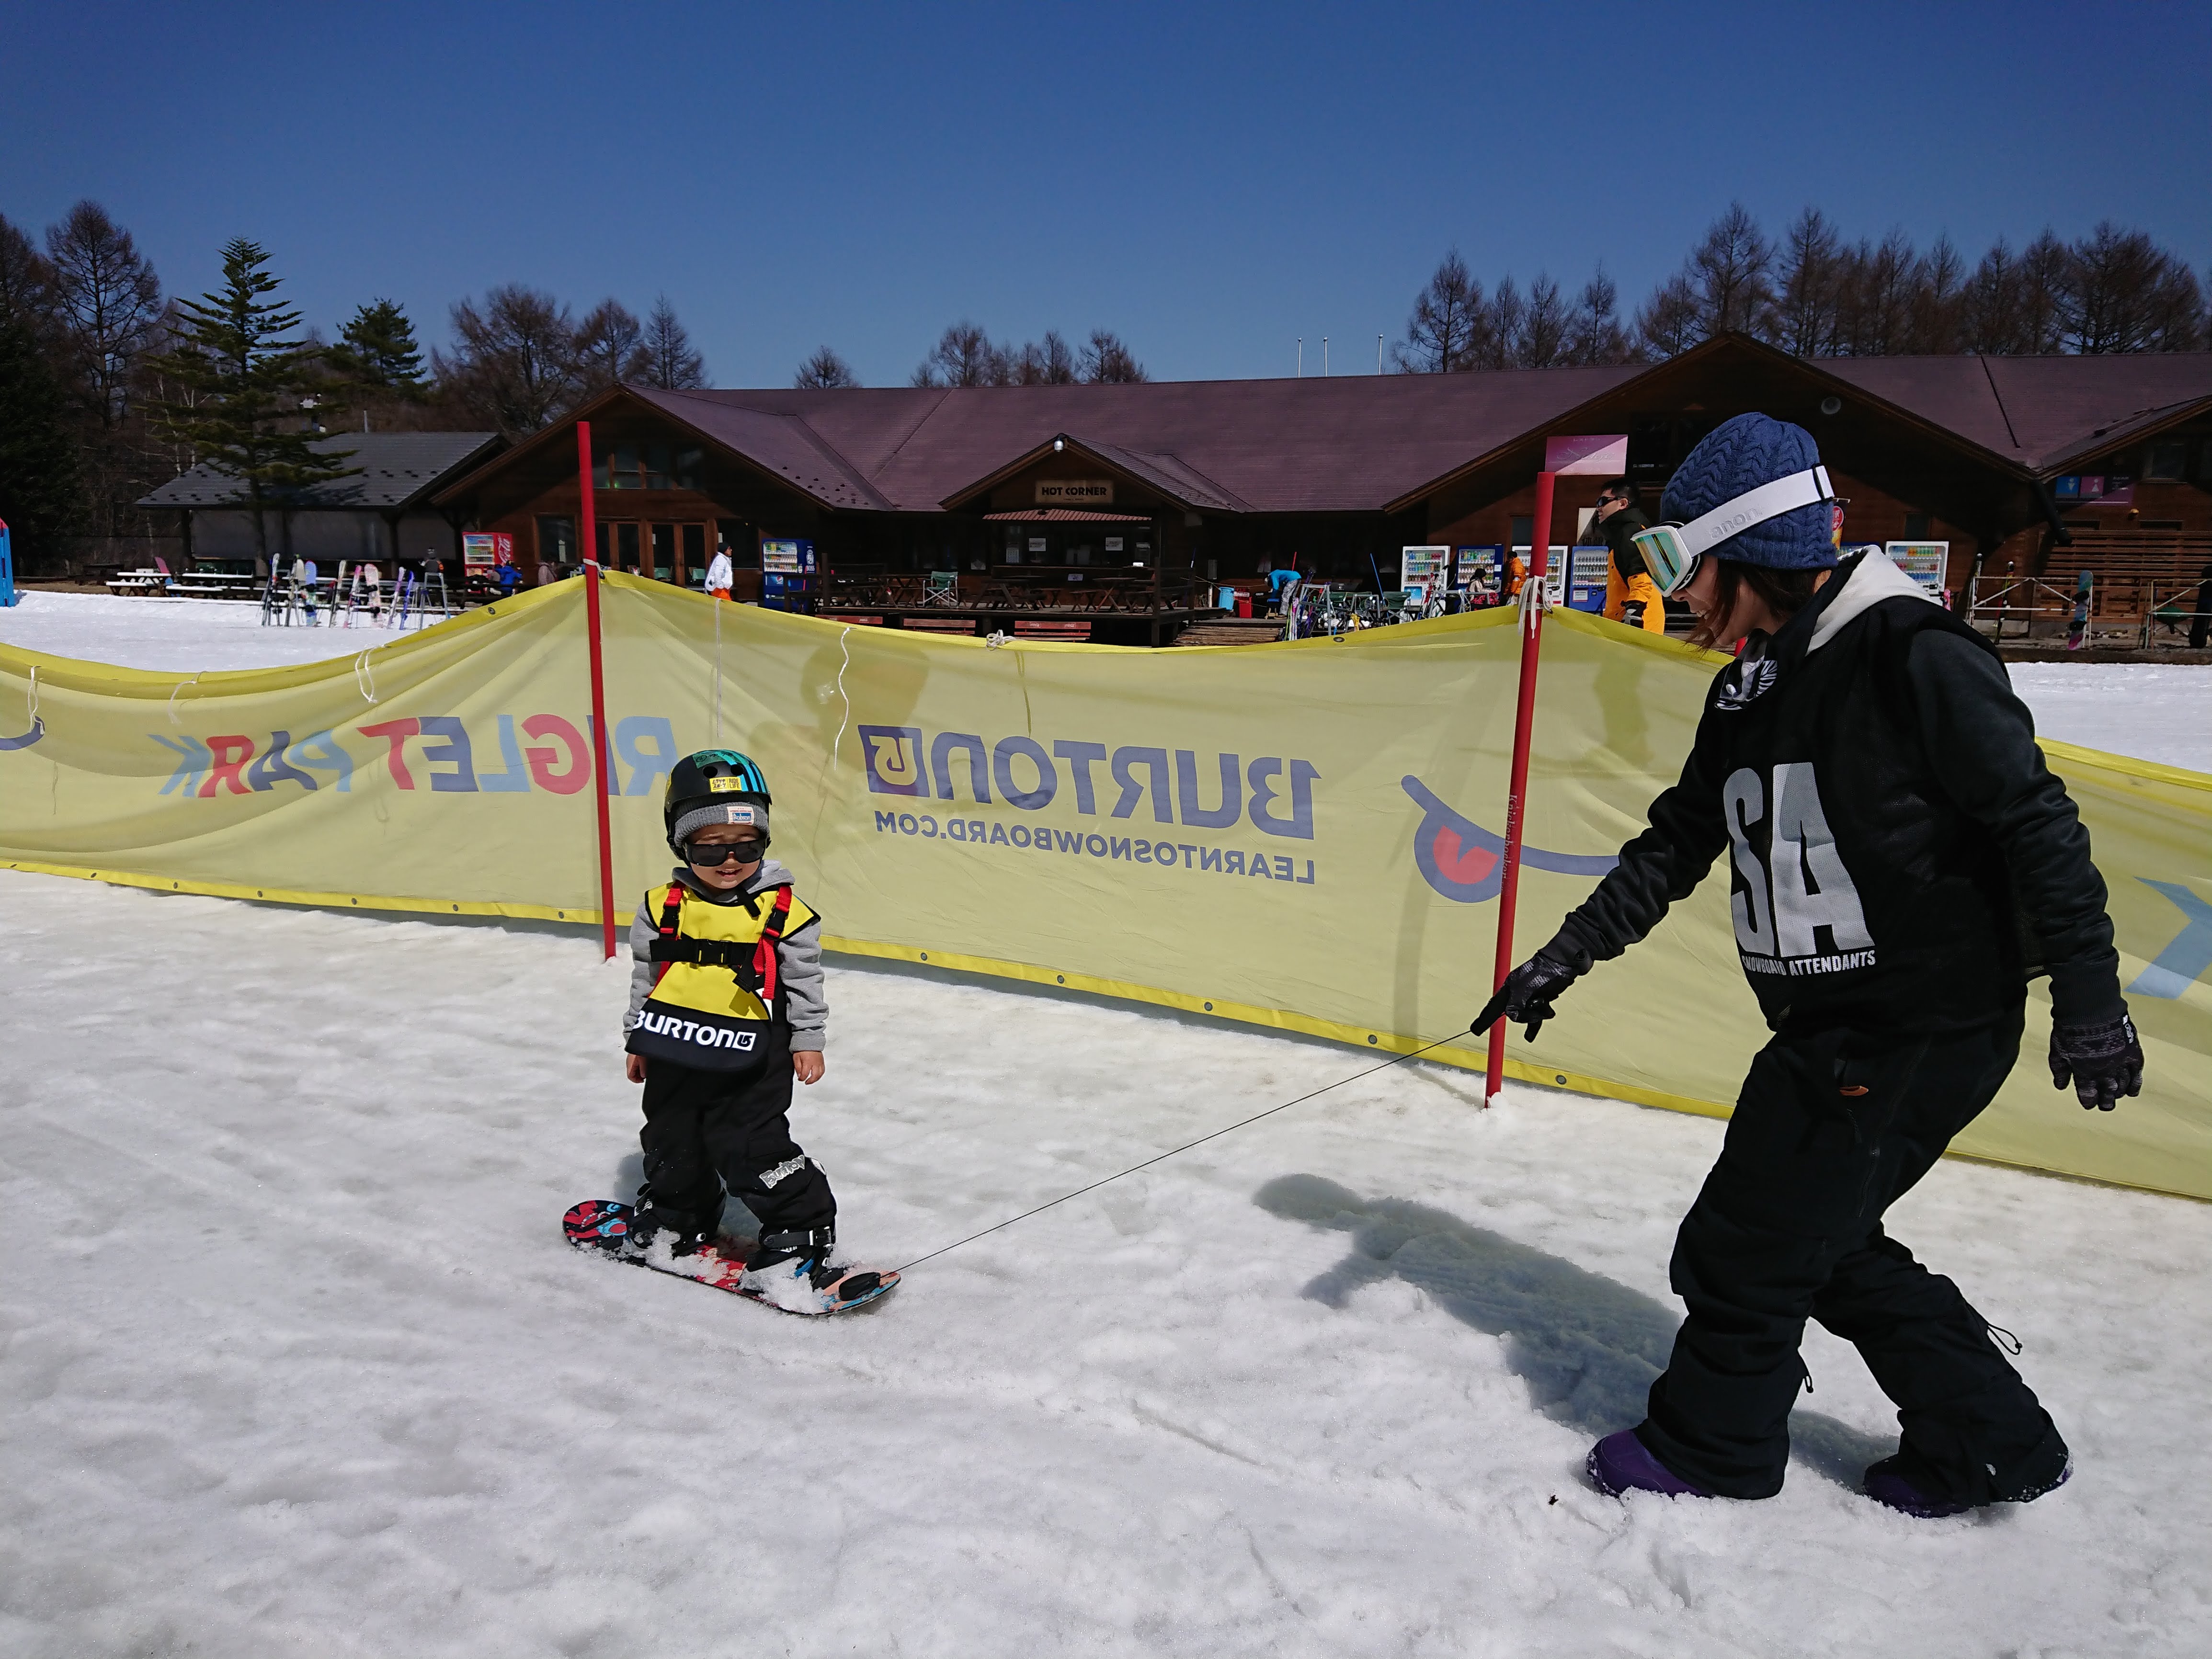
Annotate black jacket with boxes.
[1549,552,2123,1035]
[1601,506,1651,581]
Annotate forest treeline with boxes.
[1390,203,2208,372]
[1,196,2204,568]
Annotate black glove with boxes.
[2049,1013,2144,1111]
[1471,947,1584,1042]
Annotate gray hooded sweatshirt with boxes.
[624,858,826,1052]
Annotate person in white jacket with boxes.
[705,545,735,601]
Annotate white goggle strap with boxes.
[1675,466,1834,558]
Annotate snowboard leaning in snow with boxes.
[562,1200,899,1315]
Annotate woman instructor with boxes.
[1478,413,2144,1517]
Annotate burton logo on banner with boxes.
[1401,776,1618,903]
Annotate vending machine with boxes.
[1566,545,1611,612]
[760,538,817,612]
[1455,545,1503,606]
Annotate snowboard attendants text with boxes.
[145,715,682,798]
[871,809,1317,885]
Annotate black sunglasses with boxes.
[683,838,766,867]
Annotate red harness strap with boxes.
[652,884,685,987]
[752,886,795,1006]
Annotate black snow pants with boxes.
[635,1022,836,1254]
[1637,1005,2070,1503]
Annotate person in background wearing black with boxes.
[1478,413,2142,1518]
[2190,560,2212,650]
[1594,478,1665,633]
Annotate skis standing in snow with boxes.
[594,749,892,1315]
[1480,413,2142,1518]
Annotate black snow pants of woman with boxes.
[634,1021,836,1253]
[1637,1005,2071,1503]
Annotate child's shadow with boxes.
[1255,1174,1895,1488]
[609,1154,762,1246]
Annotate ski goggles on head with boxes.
[1630,466,1836,596]
[681,836,768,868]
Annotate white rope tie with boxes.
[712,595,723,745]
[830,624,853,767]
[26,665,36,724]
[353,648,378,705]
[166,672,203,726]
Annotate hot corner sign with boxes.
[1036,479,1115,506]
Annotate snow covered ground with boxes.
[3,591,2210,1657]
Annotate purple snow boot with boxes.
[1864,1449,2072,1520]
[1586,1429,1713,1499]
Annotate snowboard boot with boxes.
[623,1203,713,1259]
[1586,1429,1714,1500]
[740,1228,886,1315]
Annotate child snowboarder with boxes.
[1479,413,2141,1517]
[620,748,885,1314]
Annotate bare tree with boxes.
[1834,230,1918,356]
[1687,201,1775,339]
[2014,230,2073,354]
[1961,238,2025,354]
[1512,273,1571,367]
[793,346,860,388]
[1080,329,1147,383]
[1907,234,1967,353]
[912,320,999,387]
[433,284,579,436]
[1391,249,1484,372]
[1771,208,1843,357]
[2063,223,2205,353]
[1563,267,1635,364]
[1635,271,1701,359]
[1007,329,1079,385]
[637,295,707,388]
[573,299,642,395]
[0,213,57,335]
[46,201,163,432]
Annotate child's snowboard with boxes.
[563,1200,899,1316]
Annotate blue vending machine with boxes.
[0,519,16,607]
[760,537,817,613]
[1566,545,1611,613]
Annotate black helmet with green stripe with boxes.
[664,750,772,844]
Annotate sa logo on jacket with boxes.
[1723,762,1876,977]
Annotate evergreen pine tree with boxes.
[328,298,427,398]
[150,239,355,570]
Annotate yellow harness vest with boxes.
[628,881,819,1069]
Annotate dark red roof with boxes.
[446,349,2212,521]
[630,367,1642,514]
[1818,353,2212,472]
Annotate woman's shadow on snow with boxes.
[1255,1174,1895,1488]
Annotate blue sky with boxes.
[5,1,2206,388]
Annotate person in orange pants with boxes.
[1594,478,1666,632]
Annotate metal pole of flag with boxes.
[1483,466,1555,1104]
[577,420,618,961]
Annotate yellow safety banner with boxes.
[1,575,2205,1199]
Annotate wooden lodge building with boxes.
[433,335,2212,644]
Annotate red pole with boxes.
[577,420,618,961]
[1483,469,1556,1105]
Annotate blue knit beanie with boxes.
[1660,412,1837,570]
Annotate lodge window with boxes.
[2143,441,2185,480]
[1903,513,1932,539]
[536,515,576,565]
[2138,521,2185,532]
[597,443,703,490]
